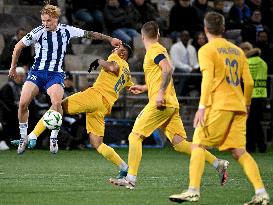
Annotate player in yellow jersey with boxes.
[109,21,229,189]
[13,43,134,178]
[169,12,269,205]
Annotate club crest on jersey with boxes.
[26,33,33,41]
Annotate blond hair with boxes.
[41,2,61,19]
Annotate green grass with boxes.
[0,147,272,205]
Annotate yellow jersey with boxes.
[93,53,134,107]
[143,42,179,108]
[198,38,254,112]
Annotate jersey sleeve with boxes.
[67,25,85,38]
[198,47,214,107]
[150,46,166,65]
[107,53,119,62]
[21,27,42,46]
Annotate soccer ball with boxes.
[43,110,62,130]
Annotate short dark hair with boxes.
[204,12,225,35]
[122,42,133,59]
[141,21,159,39]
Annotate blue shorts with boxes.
[26,70,65,92]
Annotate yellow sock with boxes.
[189,147,205,189]
[33,118,46,138]
[238,151,264,190]
[128,132,143,176]
[173,140,216,165]
[97,143,123,167]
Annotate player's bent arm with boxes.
[158,58,172,92]
[99,60,119,75]
[10,41,26,69]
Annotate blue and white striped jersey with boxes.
[22,24,85,72]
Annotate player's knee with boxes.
[171,134,184,145]
[89,133,102,149]
[231,148,245,160]
[128,132,143,144]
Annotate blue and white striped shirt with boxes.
[22,24,85,72]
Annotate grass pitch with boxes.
[0,147,272,205]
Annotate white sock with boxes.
[119,162,128,171]
[255,188,266,194]
[188,187,199,193]
[126,174,136,182]
[50,129,60,139]
[213,159,219,169]
[28,132,37,140]
[19,122,28,138]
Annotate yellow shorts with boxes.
[62,88,110,136]
[132,104,186,142]
[192,108,247,151]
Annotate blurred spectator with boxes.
[240,42,267,153]
[241,10,269,46]
[256,30,273,74]
[63,71,77,97]
[193,0,213,31]
[169,0,199,41]
[191,31,207,52]
[257,0,273,32]
[104,0,141,45]
[245,0,262,11]
[132,0,168,35]
[170,31,199,96]
[213,0,225,15]
[70,0,105,33]
[227,0,251,29]
[213,0,228,20]
[1,28,33,70]
[0,67,26,149]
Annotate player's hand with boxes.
[8,67,17,79]
[88,59,99,73]
[156,89,166,109]
[110,38,122,47]
[193,108,205,128]
[129,85,145,95]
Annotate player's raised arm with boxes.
[83,31,122,47]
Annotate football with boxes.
[42,110,62,130]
